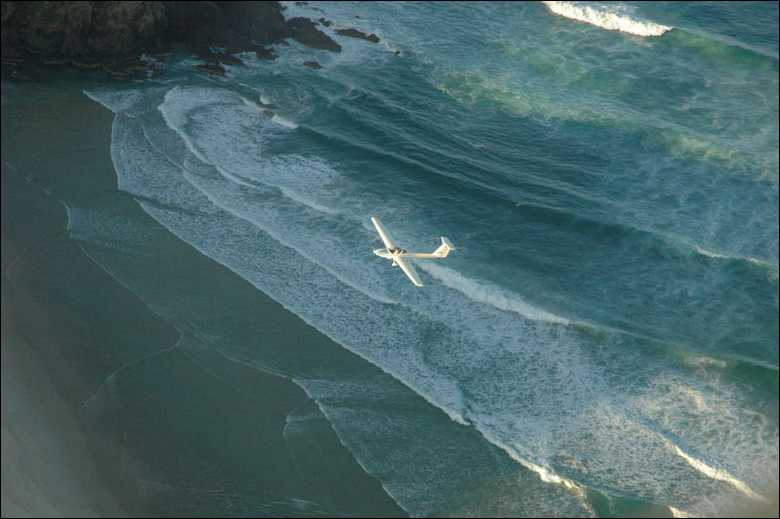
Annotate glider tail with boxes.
[432,237,455,258]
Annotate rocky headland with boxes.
[1,1,380,79]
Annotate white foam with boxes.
[725,355,779,372]
[418,263,570,325]
[670,445,766,502]
[668,505,691,518]
[634,373,776,503]
[694,245,776,271]
[83,89,144,115]
[542,2,672,37]
[694,246,729,260]
[271,114,299,129]
[240,95,266,113]
[684,354,728,371]
[481,431,586,497]
[277,186,338,215]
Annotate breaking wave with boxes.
[542,2,672,37]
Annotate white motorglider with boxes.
[371,216,455,287]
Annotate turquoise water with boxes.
[77,2,777,516]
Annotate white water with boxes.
[84,84,778,515]
[418,262,571,325]
[542,2,672,37]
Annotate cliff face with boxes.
[1,1,335,61]
[162,1,292,54]
[2,1,168,58]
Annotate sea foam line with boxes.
[479,431,589,502]
[694,245,777,271]
[417,262,571,325]
[542,1,672,37]
[670,444,767,502]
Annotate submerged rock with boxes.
[303,60,322,69]
[196,51,244,66]
[194,62,225,76]
[335,28,380,44]
[255,46,277,60]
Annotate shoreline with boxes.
[1,75,404,517]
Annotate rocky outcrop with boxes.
[287,16,341,52]
[335,28,380,44]
[1,1,342,80]
[2,2,167,58]
[163,1,292,54]
[255,46,277,60]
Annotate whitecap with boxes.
[542,2,672,37]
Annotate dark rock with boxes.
[164,1,292,55]
[1,47,24,64]
[1,2,346,79]
[1,1,16,23]
[71,57,102,69]
[120,55,147,67]
[5,58,41,81]
[196,50,244,66]
[302,60,321,69]
[100,54,155,80]
[9,68,32,81]
[40,56,70,66]
[121,60,148,73]
[1,1,292,61]
[194,62,226,76]
[318,17,332,27]
[108,70,131,81]
[335,28,380,44]
[2,2,167,58]
[255,46,277,60]
[287,17,341,52]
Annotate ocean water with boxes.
[77,1,777,516]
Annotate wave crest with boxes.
[543,2,672,37]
